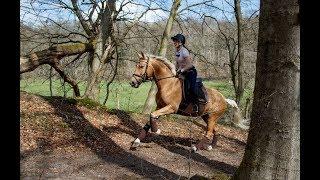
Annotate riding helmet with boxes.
[171,34,186,45]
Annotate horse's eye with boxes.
[138,65,145,68]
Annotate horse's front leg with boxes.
[130,105,177,150]
[149,104,177,134]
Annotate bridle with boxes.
[132,56,152,84]
[132,56,176,84]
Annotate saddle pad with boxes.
[179,77,208,107]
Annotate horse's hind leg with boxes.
[192,112,223,151]
[206,113,223,147]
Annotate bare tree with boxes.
[201,0,258,108]
[20,0,158,101]
[232,0,300,178]
[233,0,244,105]
[142,0,182,114]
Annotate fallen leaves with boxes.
[20,91,248,178]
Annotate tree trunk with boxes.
[49,66,53,96]
[103,45,119,105]
[157,0,181,57]
[228,41,237,94]
[232,0,300,179]
[83,36,106,101]
[142,0,182,114]
[84,0,116,102]
[234,0,244,106]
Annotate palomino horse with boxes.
[129,52,239,151]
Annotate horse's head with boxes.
[130,52,154,88]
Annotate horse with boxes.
[129,52,241,151]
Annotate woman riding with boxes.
[171,34,199,112]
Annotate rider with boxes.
[171,34,199,112]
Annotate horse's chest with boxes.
[155,93,168,107]
[156,89,181,105]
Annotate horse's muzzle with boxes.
[130,82,139,88]
[130,78,140,88]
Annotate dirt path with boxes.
[20,92,248,179]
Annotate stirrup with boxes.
[192,104,199,113]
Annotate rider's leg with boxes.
[188,69,198,112]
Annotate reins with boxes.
[154,75,177,82]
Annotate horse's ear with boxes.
[137,52,143,59]
[140,51,146,59]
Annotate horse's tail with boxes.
[225,98,249,130]
[225,98,238,108]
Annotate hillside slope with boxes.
[20,91,248,179]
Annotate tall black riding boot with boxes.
[192,103,199,113]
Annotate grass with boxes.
[20,78,253,113]
[203,81,254,106]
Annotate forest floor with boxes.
[20,91,248,179]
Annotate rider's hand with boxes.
[175,70,181,77]
[176,69,184,78]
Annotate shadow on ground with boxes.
[41,96,184,179]
[21,94,240,178]
[108,109,237,174]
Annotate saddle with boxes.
[178,77,209,114]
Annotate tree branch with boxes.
[71,0,93,36]
[51,61,81,97]
[20,42,93,74]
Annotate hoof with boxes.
[206,145,213,151]
[155,129,161,134]
[192,143,213,152]
[130,141,140,151]
[191,145,197,152]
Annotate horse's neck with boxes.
[151,60,171,77]
[151,60,180,91]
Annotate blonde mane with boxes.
[146,54,176,75]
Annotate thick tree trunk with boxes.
[84,0,116,102]
[234,0,244,105]
[232,0,300,179]
[49,66,53,96]
[83,36,106,101]
[83,40,115,102]
[142,0,182,114]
